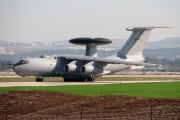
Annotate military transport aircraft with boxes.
[12,26,171,82]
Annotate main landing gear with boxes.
[36,77,43,82]
[64,77,95,82]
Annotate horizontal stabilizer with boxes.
[126,26,172,31]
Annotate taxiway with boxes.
[1,80,180,87]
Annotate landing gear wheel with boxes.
[63,77,95,82]
[87,77,95,82]
[83,78,88,82]
[64,78,70,82]
[36,78,43,82]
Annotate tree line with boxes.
[145,57,180,72]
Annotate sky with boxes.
[0,0,179,42]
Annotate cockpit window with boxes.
[15,60,29,66]
[21,60,29,64]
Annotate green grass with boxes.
[0,82,180,98]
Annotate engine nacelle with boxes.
[80,65,103,74]
[64,64,80,73]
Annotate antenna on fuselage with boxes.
[69,37,112,57]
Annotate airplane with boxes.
[12,26,171,82]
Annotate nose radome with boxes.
[12,66,21,76]
[12,66,16,71]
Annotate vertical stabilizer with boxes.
[117,26,172,58]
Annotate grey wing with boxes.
[56,54,158,67]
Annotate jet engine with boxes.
[80,65,103,74]
[64,64,80,73]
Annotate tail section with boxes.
[117,26,172,58]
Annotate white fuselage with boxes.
[13,56,133,78]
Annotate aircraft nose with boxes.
[12,66,21,76]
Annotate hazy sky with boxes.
[0,0,179,42]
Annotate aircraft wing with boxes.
[56,54,158,67]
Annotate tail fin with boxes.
[117,26,172,58]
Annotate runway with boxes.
[1,80,179,87]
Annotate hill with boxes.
[1,37,180,62]
[147,37,180,48]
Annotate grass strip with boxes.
[0,82,180,98]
